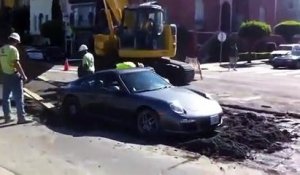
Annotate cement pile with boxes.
[178,111,297,160]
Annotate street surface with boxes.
[192,60,300,114]
[1,59,300,175]
[0,108,265,175]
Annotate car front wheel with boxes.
[137,109,161,137]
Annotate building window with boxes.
[70,3,96,28]
[259,6,266,22]
[195,0,204,29]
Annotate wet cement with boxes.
[178,110,298,160]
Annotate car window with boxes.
[278,46,293,50]
[80,76,97,88]
[79,73,122,91]
[120,71,170,93]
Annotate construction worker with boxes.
[0,32,31,124]
[116,61,137,70]
[77,44,95,77]
[229,42,239,71]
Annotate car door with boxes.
[100,73,137,124]
[77,76,106,117]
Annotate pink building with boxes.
[130,0,299,33]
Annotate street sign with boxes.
[218,32,227,42]
[217,32,227,65]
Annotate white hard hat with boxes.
[8,32,21,43]
[78,44,88,52]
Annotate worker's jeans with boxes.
[2,73,25,120]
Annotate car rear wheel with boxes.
[137,109,161,137]
[62,96,81,120]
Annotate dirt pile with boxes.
[178,110,298,160]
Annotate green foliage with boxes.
[239,52,271,60]
[40,20,64,46]
[238,20,271,40]
[274,20,300,43]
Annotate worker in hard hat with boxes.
[0,32,31,124]
[116,61,136,70]
[77,44,95,78]
[116,62,145,70]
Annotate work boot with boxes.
[4,116,14,124]
[17,115,33,124]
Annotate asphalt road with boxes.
[1,60,300,175]
[190,60,300,114]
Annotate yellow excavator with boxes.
[93,0,195,85]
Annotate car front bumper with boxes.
[160,112,223,134]
[272,59,296,68]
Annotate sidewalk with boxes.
[200,59,268,71]
[0,167,15,175]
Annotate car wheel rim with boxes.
[138,112,158,134]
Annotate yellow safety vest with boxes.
[116,62,136,70]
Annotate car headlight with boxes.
[170,101,185,114]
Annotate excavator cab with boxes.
[119,5,164,49]
[117,3,177,58]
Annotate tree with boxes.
[238,20,271,63]
[51,0,63,22]
[274,20,300,43]
[41,20,64,46]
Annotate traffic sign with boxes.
[218,32,227,42]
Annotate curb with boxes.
[221,103,300,118]
[0,167,15,175]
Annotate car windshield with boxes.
[120,70,170,93]
[277,46,293,50]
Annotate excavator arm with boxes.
[102,0,128,35]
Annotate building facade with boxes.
[130,0,300,32]
[30,0,52,35]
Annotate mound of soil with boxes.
[178,110,298,160]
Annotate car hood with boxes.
[137,87,223,116]
[271,50,291,55]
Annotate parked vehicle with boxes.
[24,46,65,62]
[43,46,66,62]
[24,46,45,61]
[271,48,300,69]
[269,44,300,62]
[59,68,223,136]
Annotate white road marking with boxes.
[47,69,77,74]
[37,75,49,82]
[242,96,262,101]
[222,96,261,102]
